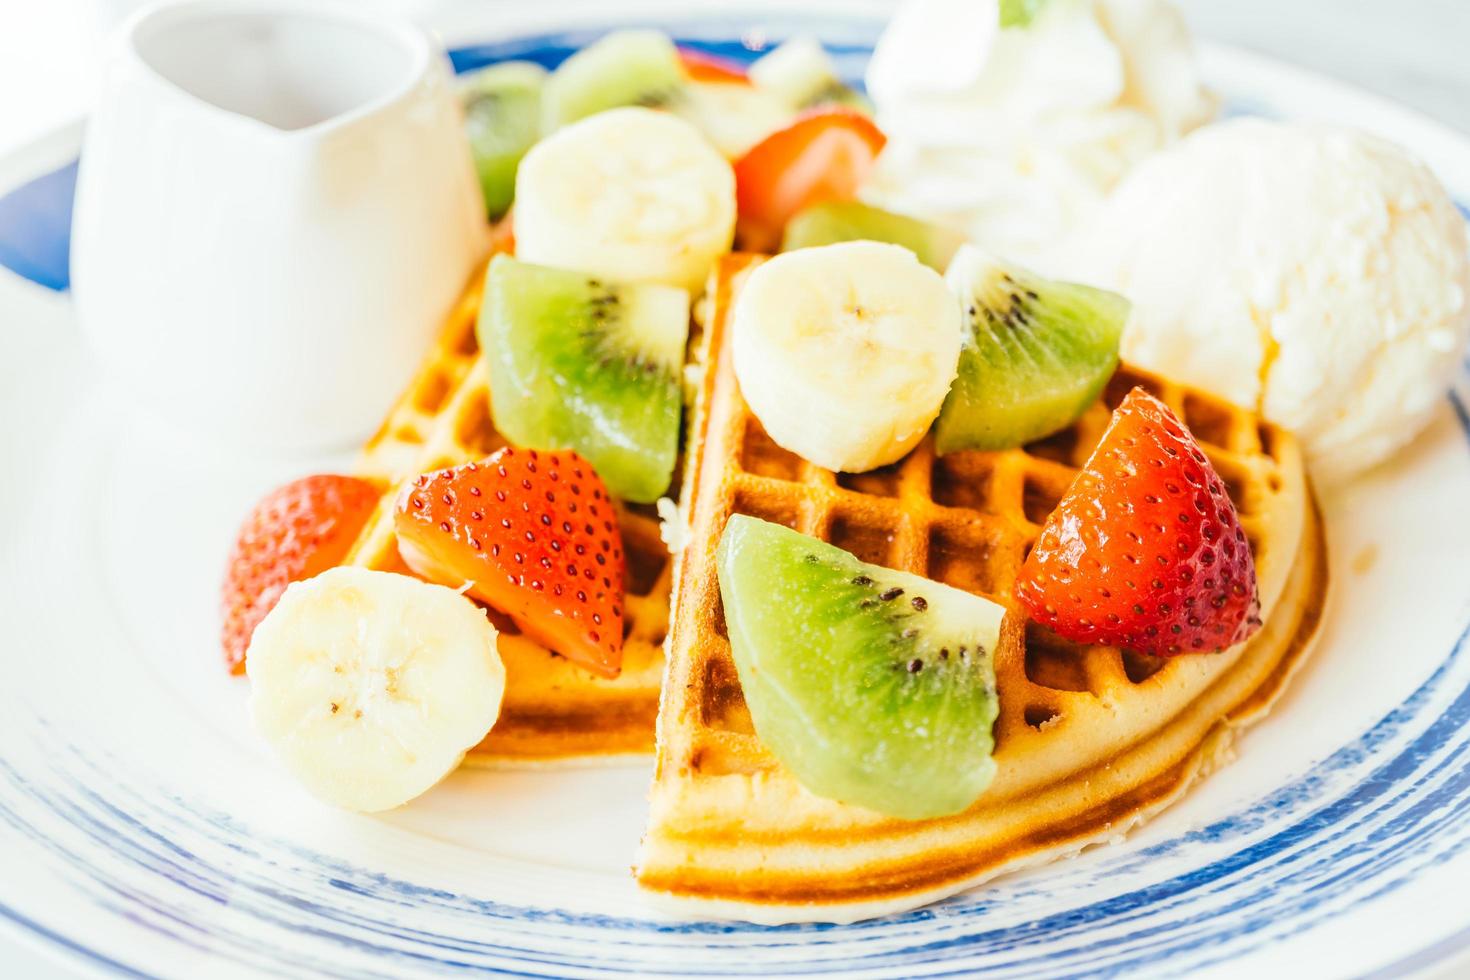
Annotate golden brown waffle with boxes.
[636,255,1328,922]
[344,261,672,765]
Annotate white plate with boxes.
[2,6,1470,977]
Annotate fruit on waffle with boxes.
[731,240,961,473]
[394,447,628,679]
[734,107,886,252]
[936,244,1129,454]
[635,255,1326,923]
[515,107,735,293]
[780,200,965,272]
[342,269,673,765]
[458,61,545,221]
[479,255,691,504]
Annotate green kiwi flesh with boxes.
[781,201,966,272]
[1000,0,1052,28]
[541,30,685,131]
[479,255,689,503]
[716,515,1005,820]
[935,245,1128,455]
[460,61,545,220]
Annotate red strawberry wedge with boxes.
[393,447,626,678]
[1015,388,1262,657]
[221,474,381,674]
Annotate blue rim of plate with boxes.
[2,18,1470,979]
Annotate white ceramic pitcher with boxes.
[72,0,487,451]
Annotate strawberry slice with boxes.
[678,47,752,84]
[1015,388,1262,656]
[220,474,380,674]
[393,447,625,678]
[733,106,887,252]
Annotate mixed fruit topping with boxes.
[229,24,1266,818]
[733,107,887,252]
[456,30,868,228]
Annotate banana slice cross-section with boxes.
[513,106,736,293]
[247,567,505,813]
[733,241,963,473]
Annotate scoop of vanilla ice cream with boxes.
[862,0,1215,269]
[1067,118,1470,484]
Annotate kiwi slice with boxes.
[934,245,1128,455]
[1000,0,1051,28]
[479,254,689,503]
[781,202,966,272]
[541,30,685,131]
[717,515,1005,820]
[748,36,870,112]
[459,61,545,220]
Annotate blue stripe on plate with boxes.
[0,899,153,979]
[0,159,76,291]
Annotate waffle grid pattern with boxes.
[343,261,673,763]
[663,255,1292,785]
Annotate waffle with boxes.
[344,260,673,765]
[636,255,1328,922]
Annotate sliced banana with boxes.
[514,106,736,293]
[247,567,504,813]
[733,241,962,473]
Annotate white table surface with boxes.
[0,1,1467,977]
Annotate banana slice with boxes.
[247,567,504,813]
[514,106,736,293]
[733,241,962,472]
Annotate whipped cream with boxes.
[862,0,1214,269]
